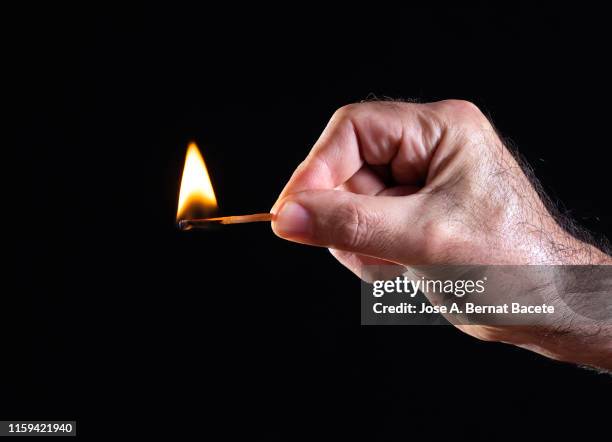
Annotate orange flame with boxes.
[176,142,218,220]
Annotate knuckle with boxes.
[440,99,486,124]
[332,103,359,121]
[332,102,379,124]
[445,99,481,114]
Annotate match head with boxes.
[177,218,222,231]
[177,219,191,231]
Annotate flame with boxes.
[176,142,218,220]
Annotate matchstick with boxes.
[178,213,273,230]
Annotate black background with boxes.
[6,5,612,440]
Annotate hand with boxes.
[271,100,612,370]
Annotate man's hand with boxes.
[271,100,612,370]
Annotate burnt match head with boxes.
[177,218,224,231]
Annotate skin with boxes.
[270,100,612,371]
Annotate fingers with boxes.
[269,100,484,266]
[272,102,446,212]
[337,165,387,195]
[271,189,426,264]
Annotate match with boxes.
[178,213,273,230]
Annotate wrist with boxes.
[520,264,612,371]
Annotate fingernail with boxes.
[273,201,311,238]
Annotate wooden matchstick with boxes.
[178,213,273,230]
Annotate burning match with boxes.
[176,142,271,231]
[178,213,273,230]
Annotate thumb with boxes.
[271,189,425,263]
